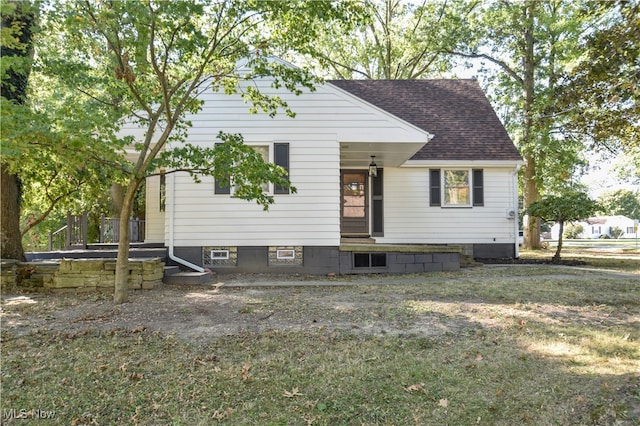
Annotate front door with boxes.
[341,171,368,235]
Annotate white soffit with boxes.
[340,141,427,168]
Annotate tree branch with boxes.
[20,186,80,236]
[447,50,523,85]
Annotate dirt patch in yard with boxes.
[2,267,637,343]
[1,282,472,342]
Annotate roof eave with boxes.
[402,159,526,167]
[327,81,435,142]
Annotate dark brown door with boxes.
[341,171,368,235]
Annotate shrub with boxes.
[609,226,623,238]
[563,223,583,239]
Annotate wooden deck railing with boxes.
[100,215,145,244]
[47,214,146,250]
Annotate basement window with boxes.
[211,249,230,260]
[353,252,387,268]
[276,249,296,260]
[269,246,303,266]
[203,246,237,267]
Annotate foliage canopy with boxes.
[30,0,364,303]
[527,189,600,261]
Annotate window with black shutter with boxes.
[472,169,484,206]
[159,171,166,212]
[429,169,441,206]
[214,142,231,194]
[372,169,383,236]
[274,143,290,194]
[430,168,484,207]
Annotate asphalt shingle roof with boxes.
[329,79,523,161]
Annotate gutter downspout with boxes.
[167,172,205,272]
[514,164,522,258]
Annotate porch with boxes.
[48,213,146,251]
[337,243,462,274]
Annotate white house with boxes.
[123,58,524,274]
[551,215,639,239]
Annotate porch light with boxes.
[368,156,378,177]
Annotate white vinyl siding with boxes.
[377,167,518,245]
[186,81,429,144]
[144,78,430,248]
[126,74,520,249]
[168,138,340,247]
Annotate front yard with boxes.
[1,250,639,425]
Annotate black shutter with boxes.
[214,142,231,194]
[274,143,290,194]
[429,169,441,206]
[473,169,484,206]
[159,171,166,212]
[372,169,383,236]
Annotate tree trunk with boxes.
[521,2,541,250]
[523,156,541,249]
[1,164,25,260]
[1,2,35,261]
[553,220,564,262]
[111,183,125,216]
[113,179,141,304]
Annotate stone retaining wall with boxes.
[0,258,164,292]
[1,259,18,287]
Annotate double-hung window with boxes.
[444,170,471,206]
[215,142,290,195]
[430,169,484,207]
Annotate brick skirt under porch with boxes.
[171,244,461,275]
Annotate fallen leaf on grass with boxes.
[212,407,233,420]
[129,372,144,381]
[131,325,146,333]
[404,382,425,392]
[284,387,303,398]
[438,398,449,408]
[241,363,251,381]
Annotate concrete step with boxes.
[87,242,165,250]
[163,265,180,277]
[163,271,214,285]
[340,237,376,244]
[26,248,168,262]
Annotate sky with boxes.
[580,151,639,198]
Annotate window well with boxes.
[353,252,387,268]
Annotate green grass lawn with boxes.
[1,251,639,425]
[520,245,640,273]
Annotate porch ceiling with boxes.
[340,141,426,169]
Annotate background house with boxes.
[551,215,639,239]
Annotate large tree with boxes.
[2,0,122,257]
[2,75,121,240]
[1,0,37,261]
[292,0,477,79]
[556,1,640,178]
[39,0,361,303]
[451,1,590,249]
[598,189,640,220]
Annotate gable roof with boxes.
[328,79,523,162]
